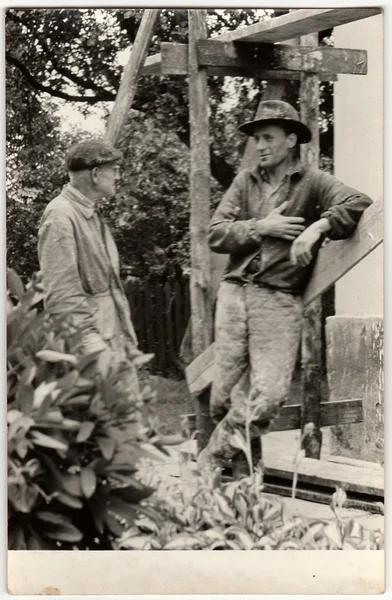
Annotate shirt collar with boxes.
[63,183,96,219]
[250,160,305,183]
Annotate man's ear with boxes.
[90,167,99,184]
[287,132,298,149]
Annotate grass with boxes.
[143,374,194,435]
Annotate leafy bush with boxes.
[7,269,383,552]
[115,467,384,551]
[7,270,166,550]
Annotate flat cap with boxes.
[66,140,124,172]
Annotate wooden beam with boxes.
[105,9,160,145]
[161,42,338,81]
[174,439,384,501]
[196,41,367,75]
[188,9,213,357]
[262,482,384,514]
[181,392,363,432]
[263,448,384,498]
[303,199,383,304]
[188,10,215,452]
[141,8,381,75]
[186,201,383,395]
[272,399,363,432]
[299,33,322,459]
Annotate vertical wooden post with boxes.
[105,9,161,145]
[299,33,323,458]
[188,10,214,450]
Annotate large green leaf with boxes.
[76,421,95,443]
[97,436,116,461]
[8,415,34,441]
[115,484,155,504]
[103,512,125,537]
[56,491,83,509]
[30,431,68,451]
[35,511,73,526]
[19,362,37,387]
[61,474,82,497]
[163,534,202,550]
[106,495,137,527]
[7,268,25,300]
[36,349,78,366]
[89,495,107,535]
[43,523,83,543]
[80,467,97,498]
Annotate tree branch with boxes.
[6,52,116,103]
[7,10,118,96]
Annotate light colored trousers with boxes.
[203,281,303,465]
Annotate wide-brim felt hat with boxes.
[66,140,124,172]
[239,100,312,144]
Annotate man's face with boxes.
[253,124,297,169]
[93,163,121,198]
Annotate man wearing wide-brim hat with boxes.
[197,100,373,476]
[38,140,142,415]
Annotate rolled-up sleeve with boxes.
[38,214,107,354]
[208,173,262,254]
[315,171,373,240]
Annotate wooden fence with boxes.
[125,274,190,375]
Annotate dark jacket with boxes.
[208,164,373,295]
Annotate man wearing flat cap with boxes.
[198,100,373,476]
[38,140,140,395]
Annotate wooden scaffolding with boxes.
[107,8,384,507]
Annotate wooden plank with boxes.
[328,455,383,471]
[262,483,384,514]
[141,8,381,75]
[180,398,363,431]
[105,9,160,145]
[262,449,384,497]
[299,33,322,459]
[206,8,382,44]
[272,399,363,431]
[161,42,337,81]
[188,201,383,394]
[195,40,367,75]
[303,199,383,304]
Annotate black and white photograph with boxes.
[5,5,384,595]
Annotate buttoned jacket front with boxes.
[208,165,373,295]
[38,184,138,354]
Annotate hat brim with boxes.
[238,118,312,144]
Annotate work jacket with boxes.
[209,164,373,295]
[38,184,138,355]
